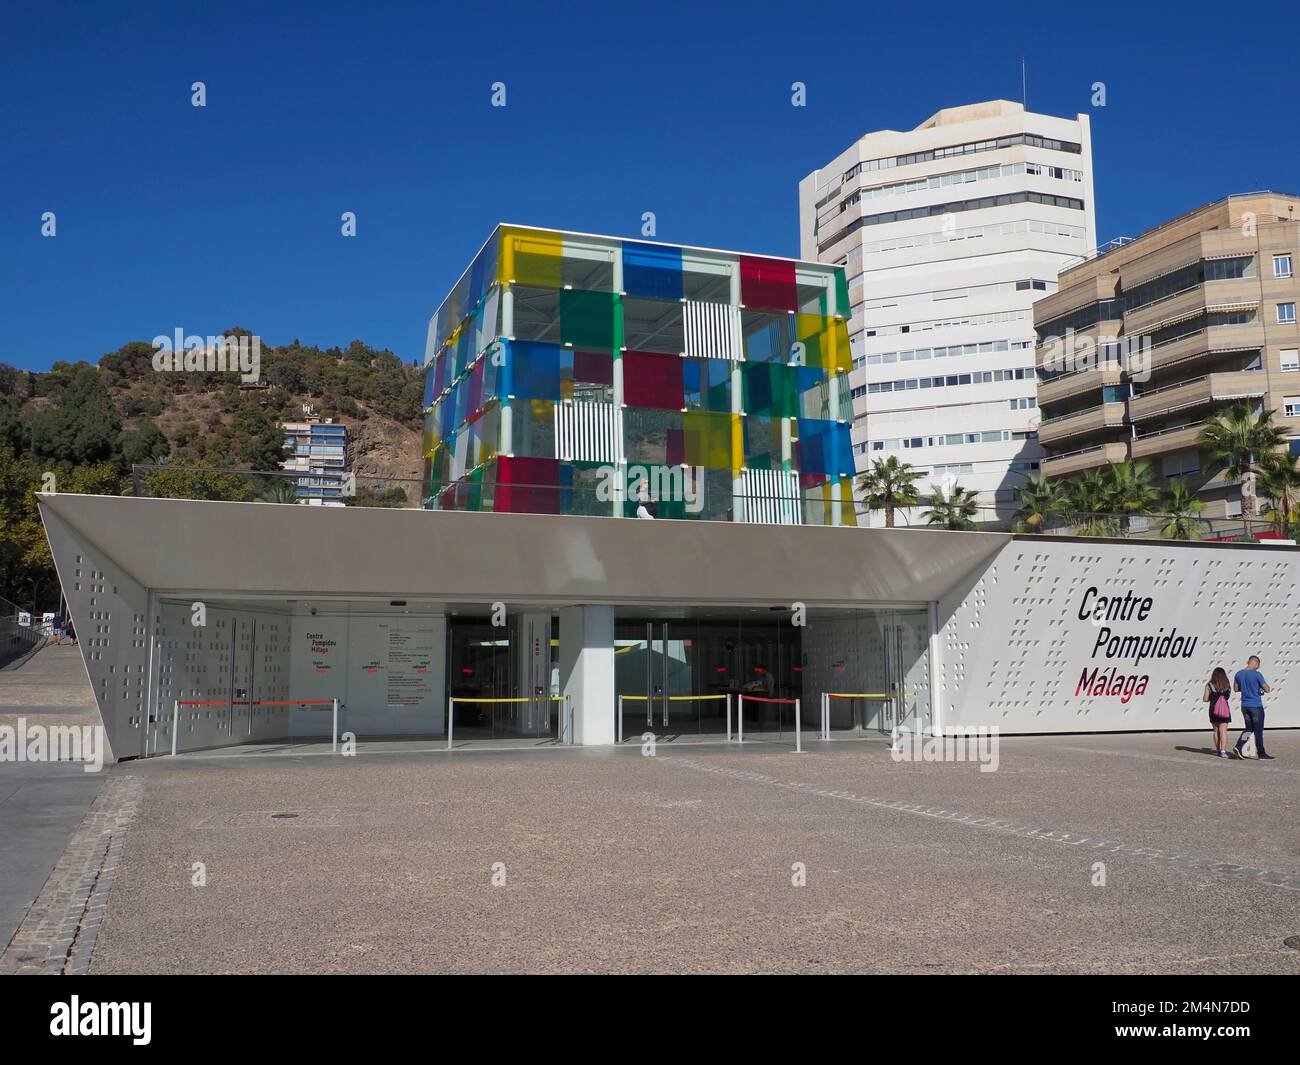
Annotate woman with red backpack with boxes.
[1203,667,1232,758]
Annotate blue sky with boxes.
[3,0,1295,372]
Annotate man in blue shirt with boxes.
[1232,655,1273,760]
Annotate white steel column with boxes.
[500,285,514,455]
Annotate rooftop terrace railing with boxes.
[120,464,1292,545]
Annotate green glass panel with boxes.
[560,289,618,350]
[742,363,800,418]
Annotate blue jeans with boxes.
[1237,705,1266,755]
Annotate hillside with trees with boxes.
[0,330,424,612]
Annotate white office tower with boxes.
[799,101,1097,525]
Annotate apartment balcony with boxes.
[1036,401,1128,447]
[1129,369,1268,423]
[1122,278,1258,337]
[1037,363,1124,408]
[1122,284,1209,337]
[1143,322,1266,376]
[1041,440,1129,478]
[1131,422,1202,460]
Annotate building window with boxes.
[1284,396,1300,418]
[1279,303,1297,325]
[1162,450,1201,478]
[1280,349,1299,373]
[1275,254,1294,279]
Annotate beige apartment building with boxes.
[1035,191,1300,518]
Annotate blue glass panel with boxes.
[623,241,684,301]
[796,418,854,477]
[509,340,562,400]
[795,365,825,392]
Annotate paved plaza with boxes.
[4,645,1297,974]
[32,730,1300,975]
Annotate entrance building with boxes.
[39,490,1300,763]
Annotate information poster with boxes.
[384,623,437,708]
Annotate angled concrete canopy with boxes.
[38,494,1010,607]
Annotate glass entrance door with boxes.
[446,614,558,741]
[885,608,931,736]
[615,615,801,740]
[616,620,670,737]
[616,619,706,738]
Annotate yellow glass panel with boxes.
[829,317,852,374]
[794,313,853,375]
[684,411,741,471]
[838,476,858,526]
[498,226,563,288]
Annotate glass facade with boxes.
[423,226,856,524]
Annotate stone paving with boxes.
[0,774,141,974]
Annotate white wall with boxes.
[153,601,293,753]
[939,540,1300,732]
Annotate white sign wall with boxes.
[939,541,1300,733]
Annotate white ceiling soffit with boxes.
[37,494,1010,607]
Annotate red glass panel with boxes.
[740,255,797,313]
[495,455,560,514]
[622,349,684,410]
[573,349,614,385]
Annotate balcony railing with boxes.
[1133,419,1201,440]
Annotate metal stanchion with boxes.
[331,698,339,754]
[726,693,732,742]
[794,697,802,753]
[170,699,179,757]
[447,698,455,751]
[617,694,624,744]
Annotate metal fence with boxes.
[0,595,45,669]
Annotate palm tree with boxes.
[1106,459,1161,536]
[1062,469,1117,536]
[922,482,980,530]
[1159,478,1208,540]
[1012,473,1062,533]
[1198,404,1285,536]
[1256,450,1300,538]
[856,455,921,528]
